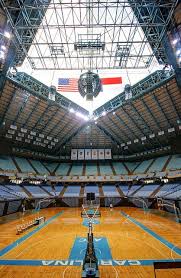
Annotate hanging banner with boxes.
[71,148,112,160]
[98,149,105,160]
[85,149,91,160]
[71,149,77,160]
[105,149,112,159]
[78,149,84,160]
[92,149,98,160]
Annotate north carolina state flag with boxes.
[101,77,122,85]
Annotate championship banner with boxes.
[98,149,105,160]
[71,149,77,160]
[92,149,98,160]
[85,149,91,160]
[78,149,84,160]
[105,149,112,159]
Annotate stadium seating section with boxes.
[0,154,180,216]
[0,155,180,176]
[0,183,180,202]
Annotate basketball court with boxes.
[0,207,181,277]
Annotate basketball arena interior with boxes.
[0,1,181,277]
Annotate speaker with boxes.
[86,192,95,201]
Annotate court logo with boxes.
[79,238,102,242]
[41,260,141,266]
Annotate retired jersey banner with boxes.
[105,149,112,159]
[85,149,91,160]
[78,149,84,160]
[92,149,98,160]
[98,149,105,160]
[71,148,111,160]
[71,149,77,160]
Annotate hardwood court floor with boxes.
[0,207,181,277]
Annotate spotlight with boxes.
[1,45,6,51]
[0,51,5,59]
[172,39,178,45]
[176,49,181,56]
[76,111,82,117]
[95,121,97,124]
[83,115,89,121]
[69,108,75,113]
[4,31,11,39]
[102,111,106,116]
[113,111,116,115]
[75,111,89,121]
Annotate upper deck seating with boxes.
[55,163,71,175]
[112,162,128,175]
[85,162,98,175]
[99,162,113,175]
[29,160,49,175]
[70,163,83,175]
[133,159,153,174]
[14,157,35,173]
[125,162,139,173]
[0,156,17,171]
[166,155,181,171]
[148,156,169,172]
[43,162,59,173]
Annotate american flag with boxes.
[57,78,78,92]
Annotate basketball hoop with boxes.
[81,193,101,218]
[156,198,181,223]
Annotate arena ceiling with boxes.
[0,0,180,158]
[0,70,180,157]
[1,0,178,70]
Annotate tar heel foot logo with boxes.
[79,237,102,242]
[94,238,102,242]
[41,260,141,266]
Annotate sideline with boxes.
[0,211,64,257]
[120,211,181,256]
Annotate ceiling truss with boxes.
[1,0,178,70]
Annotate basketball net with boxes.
[82,200,100,222]
[157,198,181,222]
